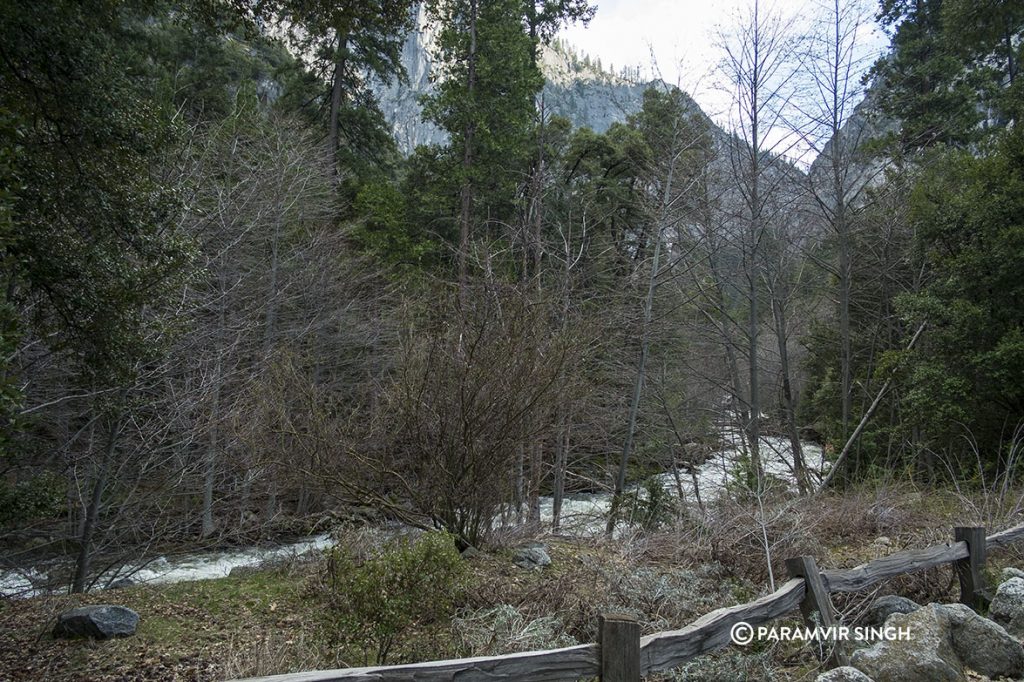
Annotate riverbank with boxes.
[2,484,1017,681]
[2,428,824,599]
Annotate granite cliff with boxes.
[371,9,699,154]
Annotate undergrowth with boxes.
[3,482,1024,681]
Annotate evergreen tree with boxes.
[421,0,543,291]
[522,0,594,44]
[0,0,192,392]
[871,0,1022,150]
[898,123,1024,469]
[262,0,414,173]
[804,0,1024,483]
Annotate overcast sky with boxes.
[558,0,890,162]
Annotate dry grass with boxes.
[220,629,346,680]
[3,484,1024,681]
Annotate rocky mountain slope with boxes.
[371,9,698,154]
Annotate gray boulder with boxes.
[863,595,920,627]
[1001,567,1024,583]
[851,605,962,682]
[228,565,260,578]
[938,602,1024,679]
[512,543,551,569]
[852,602,1024,682]
[53,605,139,639]
[990,576,1024,637]
[816,667,874,682]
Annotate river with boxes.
[1,427,826,598]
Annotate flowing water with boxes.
[0,533,334,599]
[537,430,827,534]
[1,426,827,598]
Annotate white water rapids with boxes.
[1,427,827,598]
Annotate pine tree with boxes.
[262,0,415,173]
[421,0,544,295]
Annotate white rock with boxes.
[816,667,874,682]
[990,576,1024,638]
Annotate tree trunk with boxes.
[201,378,218,539]
[552,409,569,531]
[457,0,478,309]
[264,484,277,527]
[771,288,810,494]
[263,219,281,358]
[72,409,124,594]
[531,96,545,284]
[818,322,928,491]
[552,200,575,533]
[746,148,764,491]
[327,30,349,176]
[703,249,754,453]
[528,442,542,527]
[239,471,252,529]
[838,193,852,445]
[202,271,227,539]
[607,151,676,536]
[515,443,525,524]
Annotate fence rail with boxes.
[236,521,1024,682]
[822,541,969,593]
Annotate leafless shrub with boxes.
[229,348,344,523]
[800,486,918,545]
[372,284,581,547]
[661,647,785,682]
[938,423,1024,530]
[689,496,822,588]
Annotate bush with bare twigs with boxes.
[374,286,582,548]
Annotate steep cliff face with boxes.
[537,39,652,134]
[806,84,896,197]
[371,4,446,153]
[371,13,669,154]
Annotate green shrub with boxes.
[0,471,64,526]
[725,457,790,498]
[615,476,679,531]
[637,475,679,530]
[321,530,465,664]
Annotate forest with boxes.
[1,0,1023,679]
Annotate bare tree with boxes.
[715,0,801,491]
[763,203,815,494]
[606,88,708,535]
[798,0,882,469]
[173,105,354,538]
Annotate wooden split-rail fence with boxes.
[237,522,1024,682]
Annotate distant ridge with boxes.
[371,9,714,154]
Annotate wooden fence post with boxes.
[786,555,849,668]
[599,613,640,682]
[954,526,988,611]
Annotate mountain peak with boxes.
[539,38,638,87]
